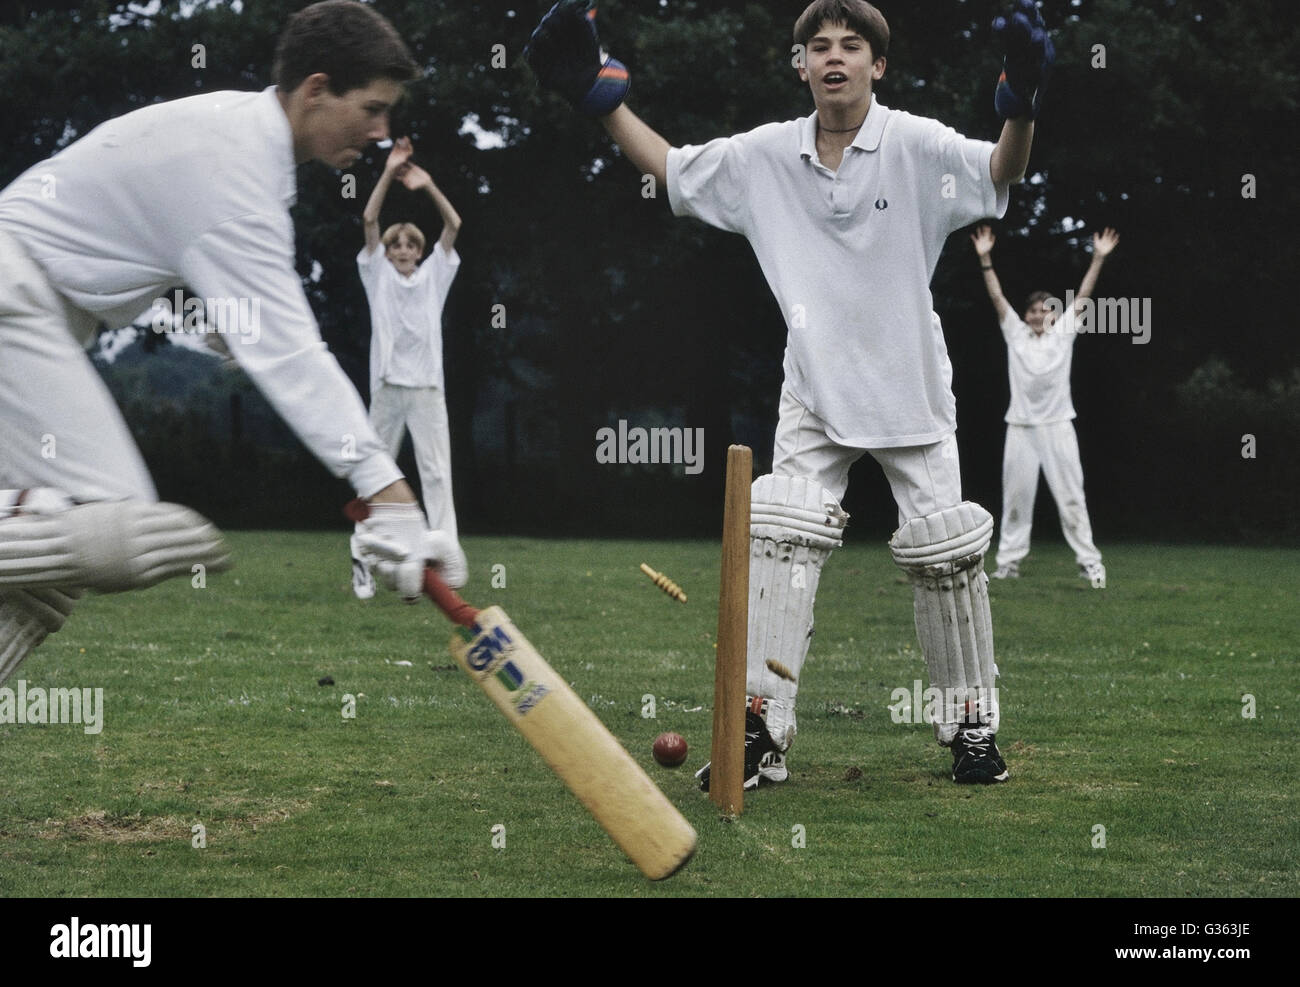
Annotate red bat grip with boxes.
[422,566,480,627]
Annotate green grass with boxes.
[1,535,1296,897]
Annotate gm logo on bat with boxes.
[465,621,551,716]
[467,624,514,671]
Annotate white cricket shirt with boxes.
[357,243,460,396]
[0,87,401,497]
[667,99,1008,448]
[999,307,1078,425]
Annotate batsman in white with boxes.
[0,0,465,689]
[525,0,1054,784]
[349,137,464,599]
[972,225,1118,589]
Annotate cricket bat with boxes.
[428,571,696,879]
[344,502,696,879]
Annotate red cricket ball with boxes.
[652,732,688,767]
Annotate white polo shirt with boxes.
[357,243,459,396]
[0,87,401,498]
[1000,307,1078,425]
[667,98,1008,448]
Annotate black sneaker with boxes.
[696,710,789,791]
[951,726,1009,784]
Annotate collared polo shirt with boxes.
[1000,307,1079,425]
[667,98,1008,448]
[357,243,459,396]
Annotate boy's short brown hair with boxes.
[274,0,419,96]
[382,222,426,256]
[794,0,890,59]
[1024,290,1053,314]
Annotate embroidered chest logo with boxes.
[874,198,888,210]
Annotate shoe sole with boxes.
[699,765,789,792]
[953,768,1010,784]
[744,764,788,789]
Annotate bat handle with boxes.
[423,566,480,628]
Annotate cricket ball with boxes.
[652,732,688,767]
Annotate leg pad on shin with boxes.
[0,587,80,686]
[0,493,230,592]
[747,475,848,749]
[890,502,999,744]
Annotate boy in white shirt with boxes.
[0,1,464,687]
[525,0,1054,784]
[349,138,463,597]
[971,225,1118,589]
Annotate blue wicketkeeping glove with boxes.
[993,0,1055,120]
[524,0,630,117]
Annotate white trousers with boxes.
[0,231,151,681]
[996,421,1101,567]
[0,230,155,502]
[772,387,964,521]
[370,382,458,540]
[756,387,972,739]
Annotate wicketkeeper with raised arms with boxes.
[525,0,1054,784]
[0,0,465,689]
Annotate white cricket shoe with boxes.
[350,534,376,600]
[990,561,1020,580]
[1080,561,1106,589]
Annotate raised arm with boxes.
[987,1,1053,184]
[1072,227,1119,311]
[362,137,413,253]
[601,105,671,190]
[400,163,463,254]
[525,0,672,184]
[990,118,1034,186]
[971,224,1010,322]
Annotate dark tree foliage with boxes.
[2,0,1296,537]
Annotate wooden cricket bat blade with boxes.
[448,605,697,880]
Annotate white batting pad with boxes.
[751,474,848,551]
[747,475,849,749]
[0,498,230,592]
[890,502,999,744]
[0,588,80,687]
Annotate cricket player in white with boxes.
[349,138,462,598]
[525,0,1055,783]
[0,1,465,688]
[972,224,1118,588]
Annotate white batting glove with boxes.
[355,503,467,602]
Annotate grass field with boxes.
[0,533,1296,898]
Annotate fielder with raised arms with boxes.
[972,224,1117,589]
[349,136,464,600]
[526,0,1054,784]
[0,1,465,688]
